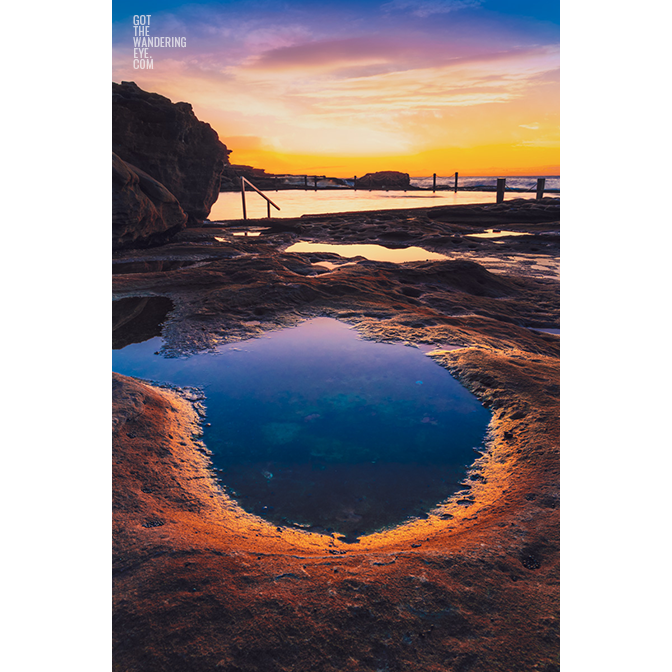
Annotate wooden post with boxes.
[496,178,506,204]
[240,176,247,220]
[433,173,436,193]
[536,178,546,200]
[454,172,458,193]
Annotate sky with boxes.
[112,0,559,176]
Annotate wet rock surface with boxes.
[113,197,560,671]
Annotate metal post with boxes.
[454,172,458,193]
[304,175,308,190]
[240,176,247,220]
[314,176,317,191]
[496,178,506,204]
[353,176,357,191]
[433,173,436,193]
[536,178,546,200]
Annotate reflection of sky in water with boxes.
[466,229,533,239]
[112,318,490,537]
[209,189,545,221]
[285,242,448,263]
[312,261,357,271]
[214,227,269,240]
[530,327,560,335]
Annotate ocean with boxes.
[209,175,560,221]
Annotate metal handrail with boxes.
[240,176,281,220]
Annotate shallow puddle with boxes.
[466,229,533,239]
[311,261,358,271]
[285,242,449,263]
[215,227,270,240]
[530,327,560,335]
[112,318,490,538]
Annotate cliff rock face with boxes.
[112,81,231,223]
[357,171,410,189]
[112,153,188,250]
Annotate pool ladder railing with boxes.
[240,177,281,220]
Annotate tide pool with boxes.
[112,317,490,538]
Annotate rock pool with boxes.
[112,316,491,538]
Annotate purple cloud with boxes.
[381,0,483,18]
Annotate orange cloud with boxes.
[112,6,559,177]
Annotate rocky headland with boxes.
[112,81,231,246]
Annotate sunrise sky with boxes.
[112,0,559,177]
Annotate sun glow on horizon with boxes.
[112,1,559,176]
[217,144,559,178]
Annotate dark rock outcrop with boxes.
[113,296,174,349]
[112,81,231,223]
[356,171,410,189]
[112,153,187,250]
[220,164,277,191]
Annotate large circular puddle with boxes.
[112,317,491,539]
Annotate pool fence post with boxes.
[433,173,436,193]
[240,177,247,220]
[454,172,458,193]
[496,178,506,204]
[536,178,546,200]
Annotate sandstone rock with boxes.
[356,171,410,189]
[112,153,187,250]
[112,81,231,223]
